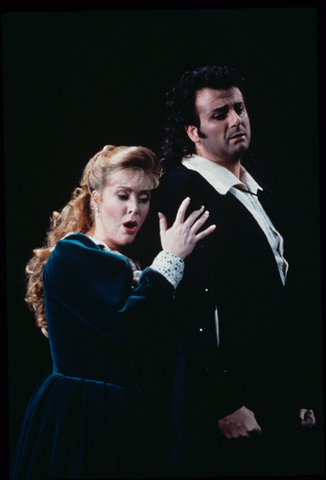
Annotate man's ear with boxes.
[185,125,201,144]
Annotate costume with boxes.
[10,233,183,479]
[150,159,317,476]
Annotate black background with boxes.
[3,5,323,469]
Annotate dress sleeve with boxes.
[43,234,175,349]
[150,251,184,288]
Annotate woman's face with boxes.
[93,169,151,252]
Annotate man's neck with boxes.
[217,160,241,179]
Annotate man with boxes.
[149,66,319,476]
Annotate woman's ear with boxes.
[91,190,100,208]
[91,190,102,218]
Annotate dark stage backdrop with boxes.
[3,7,322,469]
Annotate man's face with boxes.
[188,87,251,165]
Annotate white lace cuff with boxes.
[150,251,185,289]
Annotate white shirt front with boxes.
[182,154,289,285]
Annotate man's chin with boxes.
[232,143,249,158]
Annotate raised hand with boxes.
[158,197,216,260]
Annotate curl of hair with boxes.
[160,65,246,168]
[25,145,162,337]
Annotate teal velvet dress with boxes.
[11,233,176,479]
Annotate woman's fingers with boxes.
[158,212,168,236]
[194,224,216,243]
[183,206,205,227]
[187,207,216,244]
[174,197,210,230]
[174,197,191,224]
[159,198,216,260]
[188,209,210,232]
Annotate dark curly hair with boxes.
[160,65,246,167]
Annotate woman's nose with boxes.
[127,197,139,214]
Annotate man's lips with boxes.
[229,132,246,141]
[123,220,138,234]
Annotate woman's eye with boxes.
[139,197,149,204]
[117,194,128,200]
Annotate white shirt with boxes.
[182,154,289,285]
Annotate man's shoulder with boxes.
[159,163,207,192]
[154,162,220,216]
[161,163,192,180]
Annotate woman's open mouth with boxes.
[123,221,138,234]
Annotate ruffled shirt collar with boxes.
[88,236,141,274]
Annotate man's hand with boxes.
[298,408,316,429]
[218,406,262,439]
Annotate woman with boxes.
[10,144,215,479]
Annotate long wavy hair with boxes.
[25,145,162,337]
[160,65,246,168]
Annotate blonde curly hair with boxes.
[25,145,162,337]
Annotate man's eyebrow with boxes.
[209,101,245,116]
[209,105,228,116]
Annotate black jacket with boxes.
[145,163,313,475]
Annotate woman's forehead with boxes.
[108,169,151,191]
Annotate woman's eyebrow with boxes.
[115,186,150,194]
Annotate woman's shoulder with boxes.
[46,233,131,272]
[56,232,100,250]
[52,232,103,257]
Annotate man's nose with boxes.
[229,108,241,127]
